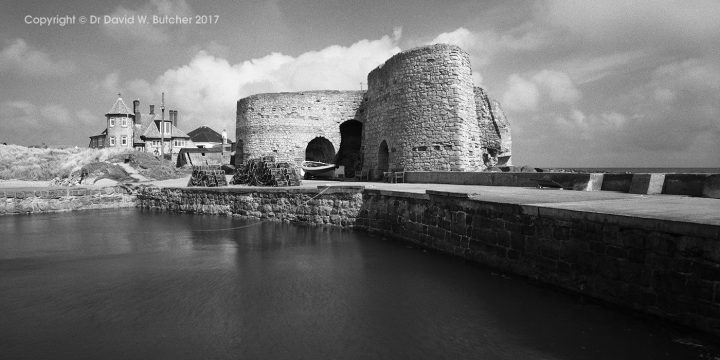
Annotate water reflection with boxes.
[0,209,716,360]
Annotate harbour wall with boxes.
[0,186,136,215]
[137,186,720,337]
[404,171,720,198]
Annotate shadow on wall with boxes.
[378,140,389,173]
[306,137,335,163]
[336,120,363,177]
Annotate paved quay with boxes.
[149,177,720,227]
[4,177,720,227]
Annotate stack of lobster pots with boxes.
[187,165,228,187]
[232,156,302,187]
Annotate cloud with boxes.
[616,58,720,151]
[556,51,648,85]
[541,0,720,52]
[0,39,75,77]
[119,32,401,134]
[531,70,580,104]
[501,69,578,113]
[101,72,120,93]
[102,0,193,44]
[502,74,539,113]
[0,101,96,145]
[430,28,477,51]
[428,26,547,85]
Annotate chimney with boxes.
[149,105,155,114]
[133,100,140,114]
[172,110,178,127]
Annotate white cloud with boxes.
[0,39,74,77]
[541,0,720,52]
[430,28,477,51]
[0,101,96,145]
[429,26,547,71]
[39,104,72,125]
[555,51,647,85]
[101,72,120,93]
[502,74,539,113]
[0,101,40,127]
[103,0,193,44]
[121,32,401,132]
[531,70,580,104]
[76,109,96,126]
[501,69,578,114]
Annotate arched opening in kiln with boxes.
[377,140,389,172]
[336,120,363,177]
[305,137,335,163]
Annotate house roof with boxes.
[106,95,133,115]
[140,115,191,140]
[187,126,233,143]
[89,129,107,138]
[133,113,155,143]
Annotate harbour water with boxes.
[0,209,716,359]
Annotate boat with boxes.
[301,161,336,178]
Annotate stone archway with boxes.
[305,137,335,163]
[337,120,363,177]
[377,140,389,172]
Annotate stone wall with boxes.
[474,87,512,166]
[0,186,136,215]
[357,189,720,336]
[235,44,513,176]
[138,186,720,336]
[364,44,482,173]
[236,91,365,165]
[137,186,363,226]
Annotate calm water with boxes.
[0,209,717,360]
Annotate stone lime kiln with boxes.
[236,44,511,179]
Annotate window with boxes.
[109,118,115,127]
[164,122,171,134]
[121,136,127,146]
[109,136,116,146]
[121,117,127,127]
[153,140,159,147]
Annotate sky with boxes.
[1,0,718,167]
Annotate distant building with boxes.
[89,94,194,156]
[187,126,234,151]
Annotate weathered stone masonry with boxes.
[138,186,720,337]
[0,186,135,215]
[236,91,364,166]
[236,44,512,177]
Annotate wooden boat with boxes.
[301,161,336,177]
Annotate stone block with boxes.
[629,173,665,194]
[663,174,708,197]
[601,173,633,192]
[702,174,720,199]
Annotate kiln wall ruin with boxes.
[236,44,512,177]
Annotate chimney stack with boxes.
[170,110,178,127]
[133,100,140,114]
[149,105,155,114]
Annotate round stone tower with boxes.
[362,44,483,175]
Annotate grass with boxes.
[0,144,190,181]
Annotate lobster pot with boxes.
[231,157,302,187]
[187,165,228,187]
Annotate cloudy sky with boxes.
[1,0,718,167]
